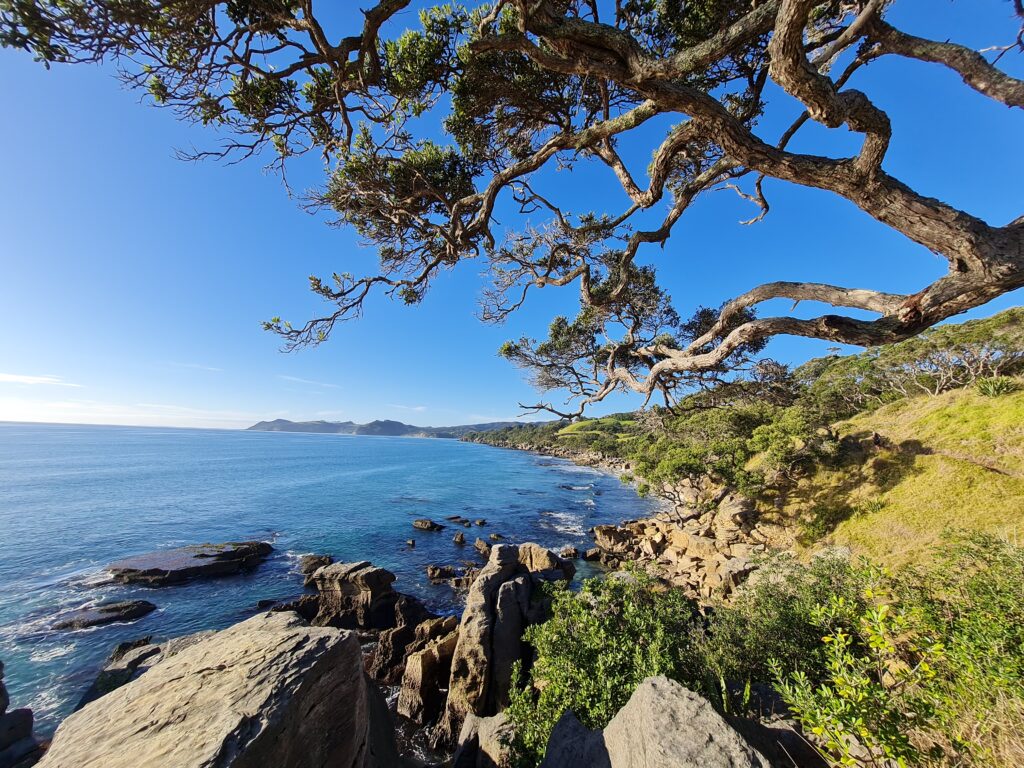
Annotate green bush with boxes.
[698,551,866,689]
[505,571,703,766]
[976,376,1020,397]
[772,534,1024,767]
[506,534,1024,768]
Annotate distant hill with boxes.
[245,418,532,439]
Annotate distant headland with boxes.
[245,418,539,439]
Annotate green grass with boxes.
[777,386,1024,567]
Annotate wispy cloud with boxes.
[388,403,427,412]
[168,362,223,372]
[277,375,340,389]
[0,373,82,388]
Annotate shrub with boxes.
[772,534,1024,767]
[976,376,1020,397]
[773,589,943,767]
[697,551,866,690]
[505,571,703,767]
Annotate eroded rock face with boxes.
[397,629,459,726]
[310,561,399,629]
[540,677,768,768]
[39,611,401,768]
[452,713,515,768]
[433,544,575,748]
[106,541,273,586]
[299,554,333,586]
[75,631,216,709]
[365,596,438,684]
[589,495,767,601]
[52,600,157,630]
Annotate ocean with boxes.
[0,422,655,735]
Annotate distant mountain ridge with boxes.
[245,418,530,439]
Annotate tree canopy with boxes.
[4,0,1023,415]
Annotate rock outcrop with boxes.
[413,519,445,532]
[590,494,768,600]
[39,611,401,768]
[52,600,156,630]
[310,560,400,629]
[0,662,40,768]
[433,544,575,748]
[299,554,333,586]
[365,597,444,684]
[452,713,515,768]
[397,627,459,725]
[106,541,273,586]
[540,676,768,768]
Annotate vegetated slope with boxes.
[786,387,1024,567]
[468,307,1024,568]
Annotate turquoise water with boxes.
[0,423,654,735]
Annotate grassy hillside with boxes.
[782,386,1024,567]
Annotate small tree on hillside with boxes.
[5,0,1023,415]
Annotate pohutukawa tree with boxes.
[5,0,1023,415]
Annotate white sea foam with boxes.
[30,643,76,662]
[540,510,586,536]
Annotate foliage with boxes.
[505,571,702,767]
[470,308,1024,515]
[506,535,1024,768]
[774,590,943,767]
[976,376,1020,397]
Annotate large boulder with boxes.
[540,676,768,768]
[433,544,575,748]
[299,554,333,586]
[38,611,401,768]
[106,541,272,586]
[310,561,399,629]
[52,600,156,630]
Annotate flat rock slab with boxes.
[39,611,398,768]
[53,600,157,630]
[107,541,273,586]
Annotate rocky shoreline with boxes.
[0,450,784,767]
[4,539,784,768]
[467,440,781,603]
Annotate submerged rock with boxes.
[52,600,156,630]
[106,541,272,586]
[413,519,445,532]
[426,565,457,583]
[540,676,768,768]
[453,532,466,546]
[39,611,401,768]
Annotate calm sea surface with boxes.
[0,422,655,735]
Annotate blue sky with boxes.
[0,0,1021,429]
